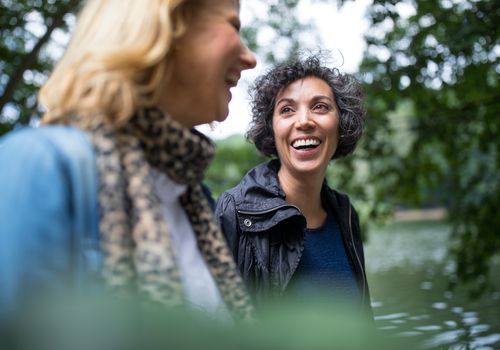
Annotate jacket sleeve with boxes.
[0,129,77,317]
[214,191,240,262]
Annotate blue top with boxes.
[0,126,102,317]
[286,211,359,301]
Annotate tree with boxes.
[240,0,320,64]
[0,0,81,133]
[359,0,500,295]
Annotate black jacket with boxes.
[215,160,372,314]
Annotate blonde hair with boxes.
[40,0,199,125]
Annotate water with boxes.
[365,220,500,349]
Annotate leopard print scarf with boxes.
[78,108,254,322]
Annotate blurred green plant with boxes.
[2,292,412,350]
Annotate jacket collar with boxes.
[234,159,287,212]
[236,159,351,210]
[233,160,353,231]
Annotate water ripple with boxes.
[378,325,397,330]
[470,324,491,336]
[408,314,430,321]
[415,325,442,331]
[463,316,479,326]
[444,320,458,328]
[422,329,466,348]
[420,281,433,290]
[471,333,500,347]
[432,302,447,310]
[374,312,409,321]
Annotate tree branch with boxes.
[0,0,80,117]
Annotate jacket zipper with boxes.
[239,203,366,306]
[348,205,367,308]
[237,204,302,216]
[238,203,304,294]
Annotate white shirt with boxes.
[151,168,231,321]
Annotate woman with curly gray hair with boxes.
[215,54,372,316]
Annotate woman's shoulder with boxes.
[0,124,100,251]
[0,125,98,225]
[0,125,95,182]
[0,125,92,158]
[0,126,101,317]
[223,160,281,196]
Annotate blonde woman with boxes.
[0,0,256,322]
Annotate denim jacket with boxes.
[0,126,102,317]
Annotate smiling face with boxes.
[272,76,340,179]
[160,0,256,128]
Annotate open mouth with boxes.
[225,72,240,87]
[291,138,321,150]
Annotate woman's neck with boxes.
[277,168,326,229]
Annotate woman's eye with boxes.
[280,106,293,114]
[231,21,241,32]
[313,103,329,111]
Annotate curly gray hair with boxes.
[247,54,366,159]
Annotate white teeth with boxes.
[292,138,321,148]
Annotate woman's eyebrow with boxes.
[311,95,334,102]
[276,94,334,106]
[275,97,295,106]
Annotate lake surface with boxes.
[365,220,500,349]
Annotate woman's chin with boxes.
[287,160,328,178]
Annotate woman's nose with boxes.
[295,109,314,130]
[240,43,256,70]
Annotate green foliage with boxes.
[3,294,407,350]
[206,135,266,199]
[0,0,81,134]
[240,0,327,64]
[359,0,500,294]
